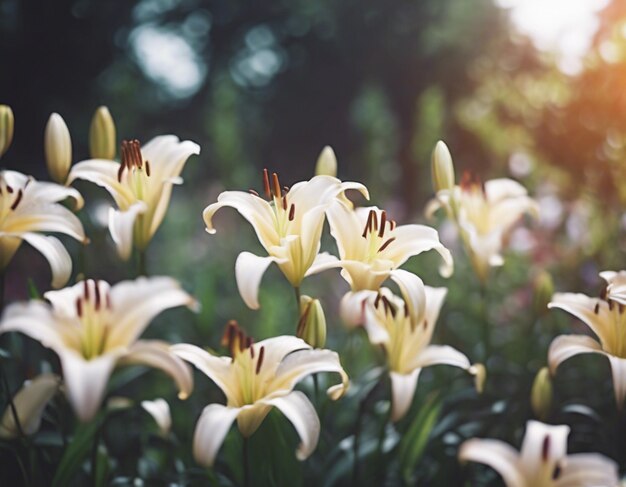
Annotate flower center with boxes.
[117,139,151,200]
[0,175,26,225]
[595,289,626,358]
[459,172,490,235]
[249,169,295,239]
[361,209,396,262]
[372,293,414,372]
[222,321,267,405]
[75,280,113,360]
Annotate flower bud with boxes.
[141,398,171,436]
[431,140,455,193]
[89,106,116,160]
[533,271,554,316]
[315,146,337,178]
[296,295,327,348]
[0,105,14,158]
[469,363,486,394]
[531,366,552,421]
[44,113,72,183]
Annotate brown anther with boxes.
[374,293,382,309]
[272,172,281,199]
[389,220,396,231]
[238,330,246,352]
[404,302,410,318]
[620,304,625,314]
[10,189,23,210]
[381,296,396,318]
[83,280,90,300]
[283,186,290,193]
[6,185,13,194]
[371,210,378,231]
[76,298,83,317]
[282,195,287,210]
[221,320,238,349]
[460,171,472,190]
[362,210,374,238]
[552,463,562,480]
[541,435,550,462]
[609,300,614,311]
[378,237,396,252]
[117,163,125,182]
[249,339,255,359]
[94,281,101,311]
[263,169,271,199]
[145,160,151,177]
[249,189,260,197]
[601,287,608,301]
[288,204,295,221]
[256,346,265,374]
[132,139,143,168]
[594,303,600,314]
[423,319,428,330]
[378,211,387,238]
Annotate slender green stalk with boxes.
[294,286,301,310]
[479,284,490,362]
[243,436,251,487]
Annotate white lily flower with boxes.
[0,170,85,288]
[68,135,200,260]
[323,203,452,326]
[459,420,619,487]
[141,398,172,436]
[599,270,626,305]
[0,373,60,439]
[202,171,369,309]
[428,177,537,282]
[171,322,349,466]
[547,273,626,407]
[361,285,478,421]
[0,277,195,422]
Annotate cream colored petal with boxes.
[484,178,529,203]
[235,251,285,309]
[600,270,626,305]
[6,202,86,242]
[548,293,613,348]
[108,202,147,260]
[43,280,94,318]
[262,391,320,460]
[252,336,310,375]
[287,176,368,215]
[459,439,524,487]
[304,251,340,277]
[488,196,538,233]
[325,201,365,260]
[107,276,196,348]
[554,453,619,487]
[141,136,200,181]
[0,373,60,438]
[340,290,378,328]
[237,403,272,437]
[0,300,68,351]
[414,345,472,371]
[421,286,448,344]
[68,160,135,209]
[170,343,237,401]
[23,180,84,210]
[147,181,175,239]
[18,232,72,288]
[381,224,453,278]
[389,369,421,422]
[298,204,328,272]
[120,340,193,400]
[607,355,626,408]
[519,421,569,477]
[337,259,391,291]
[141,398,171,435]
[270,347,349,400]
[59,350,120,422]
[548,335,604,375]
[193,404,240,467]
[390,269,426,327]
[203,191,277,250]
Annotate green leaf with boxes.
[26,278,41,300]
[397,393,441,484]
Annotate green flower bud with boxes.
[533,271,554,316]
[531,367,552,421]
[89,106,116,160]
[431,140,455,193]
[44,113,72,183]
[0,105,14,159]
[315,146,337,178]
[296,295,327,348]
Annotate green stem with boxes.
[137,249,148,277]
[294,286,301,310]
[91,419,101,486]
[479,284,490,362]
[243,436,251,487]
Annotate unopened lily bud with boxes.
[0,105,14,158]
[533,271,554,316]
[89,106,116,160]
[431,140,455,193]
[296,295,327,348]
[141,398,171,436]
[44,113,72,183]
[469,363,486,394]
[315,146,337,178]
[531,366,552,421]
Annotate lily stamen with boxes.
[541,435,550,461]
[263,168,271,199]
[255,346,265,374]
[378,210,387,237]
[288,204,295,221]
[10,189,23,210]
[378,237,395,252]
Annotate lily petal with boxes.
[600,270,626,305]
[389,269,426,327]
[340,290,378,327]
[192,404,240,467]
[413,345,472,370]
[554,453,619,487]
[18,232,73,288]
[304,251,340,277]
[548,335,604,375]
[0,373,60,438]
[607,355,626,408]
[262,391,320,460]
[0,300,69,351]
[519,420,569,476]
[389,369,421,422]
[459,439,525,487]
[109,202,147,260]
[120,340,193,400]
[141,398,172,435]
[68,160,135,209]
[5,203,86,242]
[235,252,286,309]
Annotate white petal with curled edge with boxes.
[389,369,421,422]
[340,290,378,328]
[0,373,60,438]
[304,251,340,277]
[141,398,172,435]
[0,300,67,351]
[390,269,426,327]
[459,438,524,487]
[547,335,604,375]
[414,345,472,370]
[484,178,528,203]
[554,453,619,487]
[363,298,391,345]
[608,355,626,408]
[235,251,286,309]
[59,350,120,422]
[107,276,196,348]
[262,391,320,460]
[252,336,309,374]
[193,404,240,467]
[6,203,86,242]
[120,340,194,400]
[68,160,135,209]
[271,348,349,400]
[109,202,147,260]
[600,270,626,305]
[17,232,72,288]
[519,420,569,474]
[170,343,237,401]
